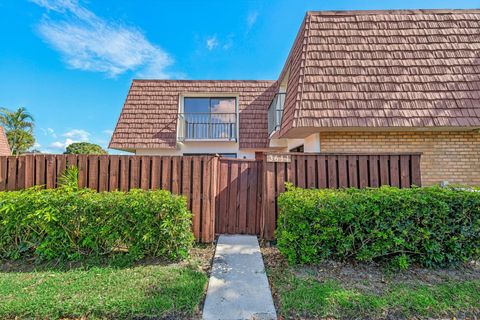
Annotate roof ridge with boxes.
[306,9,480,16]
[131,79,276,82]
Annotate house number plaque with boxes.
[266,154,291,163]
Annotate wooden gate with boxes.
[215,159,263,235]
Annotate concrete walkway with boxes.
[202,235,277,320]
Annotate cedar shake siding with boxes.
[109,80,276,152]
[278,10,480,138]
[319,131,480,186]
[0,127,10,156]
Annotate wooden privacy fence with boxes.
[261,153,422,239]
[0,152,422,242]
[0,154,218,243]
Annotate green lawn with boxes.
[0,264,208,319]
[265,250,480,319]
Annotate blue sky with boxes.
[1,0,479,154]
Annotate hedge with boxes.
[0,188,194,261]
[276,184,480,268]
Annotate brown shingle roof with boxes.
[278,9,480,137]
[109,80,276,151]
[0,127,11,156]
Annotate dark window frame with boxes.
[183,97,237,114]
[183,153,237,158]
[289,145,304,153]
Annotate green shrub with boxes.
[276,184,480,268]
[0,188,194,261]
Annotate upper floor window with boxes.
[267,93,286,135]
[178,97,237,141]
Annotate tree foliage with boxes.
[64,142,107,155]
[0,107,35,155]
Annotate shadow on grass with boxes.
[0,243,215,273]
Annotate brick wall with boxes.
[319,131,480,186]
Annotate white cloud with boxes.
[205,34,233,51]
[247,11,258,30]
[63,128,90,141]
[31,0,173,78]
[102,129,113,135]
[49,138,74,150]
[47,128,90,150]
[41,127,57,138]
[206,36,219,50]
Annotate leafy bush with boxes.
[276,184,480,268]
[0,188,194,261]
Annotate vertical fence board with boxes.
[161,157,171,191]
[379,155,390,186]
[348,155,358,188]
[411,155,422,186]
[238,162,248,233]
[390,155,400,187]
[400,155,411,188]
[66,155,78,168]
[77,155,87,188]
[171,157,180,194]
[286,159,294,184]
[45,155,56,189]
[7,156,17,190]
[139,156,150,190]
[191,157,201,240]
[119,157,129,191]
[129,157,140,189]
[182,157,192,208]
[338,155,348,188]
[109,155,120,191]
[369,155,379,187]
[209,157,218,242]
[17,156,25,189]
[317,155,327,188]
[248,162,259,234]
[327,155,338,188]
[217,160,229,234]
[151,157,161,190]
[296,155,306,188]
[24,155,34,188]
[87,155,98,190]
[256,161,263,235]
[227,161,239,234]
[276,162,286,195]
[0,156,7,190]
[98,156,109,192]
[264,161,276,240]
[306,157,316,188]
[56,156,66,187]
[359,155,369,188]
[202,157,212,242]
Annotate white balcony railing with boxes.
[268,93,286,135]
[178,112,237,141]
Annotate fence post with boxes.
[260,153,276,240]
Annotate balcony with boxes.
[268,92,286,135]
[178,112,237,141]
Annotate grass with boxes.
[0,263,208,319]
[265,250,480,319]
